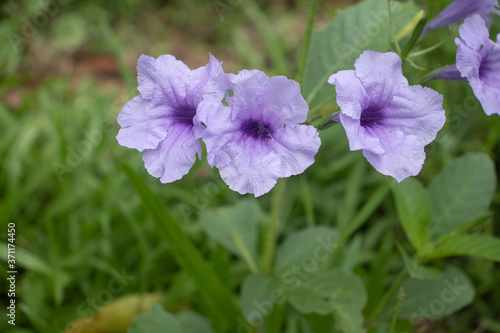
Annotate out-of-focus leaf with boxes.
[392,178,430,252]
[427,153,496,241]
[287,269,367,333]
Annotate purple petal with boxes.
[424,0,500,34]
[142,123,200,183]
[257,76,309,125]
[354,51,408,109]
[188,54,224,105]
[433,65,468,81]
[458,14,494,51]
[455,38,483,79]
[196,103,240,168]
[340,114,384,155]
[214,124,320,197]
[271,124,321,178]
[328,70,370,120]
[218,137,283,197]
[116,96,172,151]
[468,45,500,115]
[137,54,191,107]
[363,132,426,182]
[382,85,445,144]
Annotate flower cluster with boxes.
[118,0,500,192]
[117,54,320,196]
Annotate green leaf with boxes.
[427,153,496,241]
[428,234,500,262]
[397,244,441,280]
[240,274,285,327]
[391,178,430,253]
[121,163,243,331]
[178,312,214,333]
[302,0,419,112]
[273,226,339,276]
[127,304,183,333]
[287,269,367,333]
[398,266,475,319]
[199,200,258,264]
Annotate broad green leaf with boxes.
[397,244,441,280]
[427,153,496,241]
[121,163,243,331]
[398,266,475,319]
[127,303,182,333]
[391,178,430,252]
[427,234,500,262]
[240,274,285,327]
[287,269,367,333]
[302,0,420,112]
[273,226,339,276]
[200,200,258,263]
[178,312,214,333]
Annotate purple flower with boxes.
[422,0,499,36]
[197,70,321,197]
[328,51,446,182]
[116,54,222,182]
[454,15,500,115]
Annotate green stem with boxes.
[300,175,315,227]
[389,287,405,333]
[261,179,286,274]
[368,269,408,323]
[231,232,260,274]
[295,0,319,85]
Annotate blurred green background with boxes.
[1,0,500,332]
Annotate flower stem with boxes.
[295,0,319,85]
[389,287,405,333]
[231,232,260,274]
[261,178,286,274]
[368,269,408,323]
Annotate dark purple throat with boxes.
[241,120,274,140]
[172,106,197,126]
[360,106,384,128]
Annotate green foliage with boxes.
[273,226,338,275]
[427,153,496,241]
[1,0,500,332]
[122,163,243,331]
[288,269,367,333]
[128,303,213,333]
[398,244,442,280]
[392,178,431,252]
[428,234,500,262]
[302,0,420,112]
[398,266,475,320]
[199,200,259,267]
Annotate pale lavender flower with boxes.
[328,51,446,182]
[196,70,321,197]
[117,54,222,182]
[454,14,500,115]
[422,0,499,36]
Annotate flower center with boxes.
[241,120,273,140]
[172,106,197,126]
[360,106,383,128]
